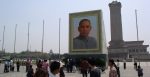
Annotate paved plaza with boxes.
[0,62,150,77]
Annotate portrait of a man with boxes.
[73,19,97,49]
[69,10,102,52]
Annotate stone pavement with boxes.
[0,62,150,77]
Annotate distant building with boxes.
[0,50,5,53]
[108,41,149,61]
[0,50,5,58]
[108,1,149,61]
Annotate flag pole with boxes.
[59,18,61,62]
[135,9,139,41]
[14,24,17,53]
[41,20,44,53]
[27,23,30,52]
[2,26,5,53]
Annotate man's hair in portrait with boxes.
[79,19,91,26]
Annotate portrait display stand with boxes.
[67,10,108,68]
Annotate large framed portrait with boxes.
[69,10,102,53]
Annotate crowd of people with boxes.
[0,58,144,77]
[1,59,65,77]
[26,59,64,77]
[3,59,20,73]
[108,59,143,77]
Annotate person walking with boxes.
[27,65,34,77]
[16,60,20,72]
[108,59,118,77]
[80,59,89,77]
[59,66,65,77]
[137,65,143,77]
[123,59,126,69]
[42,59,49,72]
[89,59,101,77]
[4,60,9,73]
[34,60,48,77]
[134,61,137,70]
[26,59,31,72]
[116,59,120,77]
[49,61,61,77]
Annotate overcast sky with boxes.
[0,0,150,53]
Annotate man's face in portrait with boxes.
[78,20,91,37]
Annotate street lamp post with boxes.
[41,20,44,53]
[0,40,1,51]
[59,18,61,62]
[14,24,17,54]
[27,23,30,52]
[2,26,5,53]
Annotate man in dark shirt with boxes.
[89,59,101,77]
[73,19,97,49]
[80,59,90,77]
[16,60,20,72]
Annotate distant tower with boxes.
[108,1,149,61]
[109,1,124,48]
